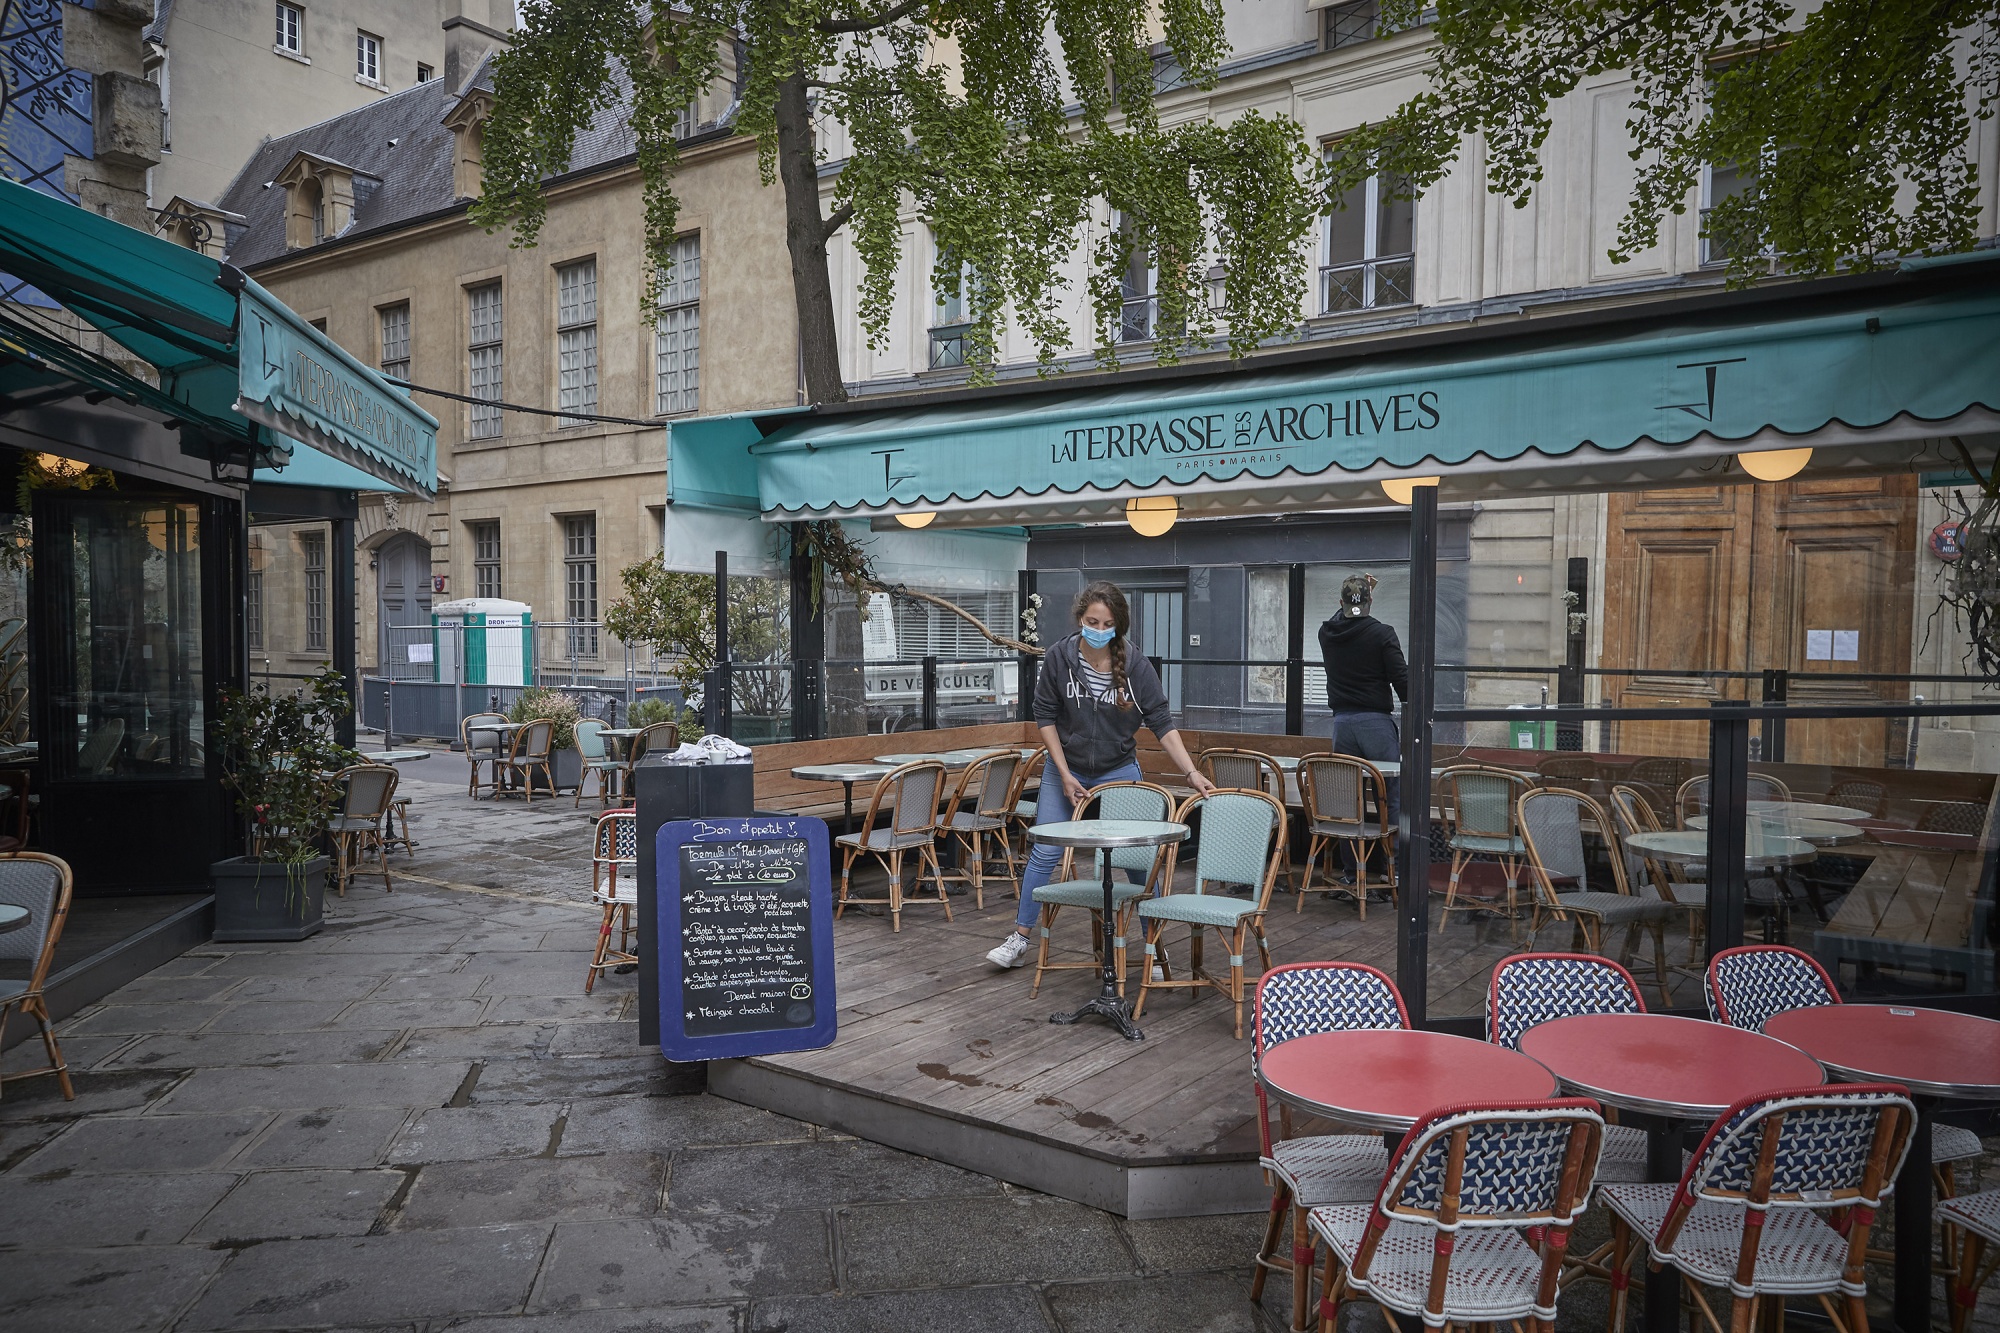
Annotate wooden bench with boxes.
[752,722,1040,821]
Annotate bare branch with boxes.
[822,202,855,240]
[871,580,1044,656]
[815,0,925,35]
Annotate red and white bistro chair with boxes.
[1309,1099,1606,1333]
[1603,1083,1915,1333]
[1941,1189,2000,1333]
[583,809,638,995]
[1250,962,1407,1332]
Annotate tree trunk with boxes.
[773,71,847,405]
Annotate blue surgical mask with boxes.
[1079,625,1116,649]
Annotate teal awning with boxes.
[720,261,2000,525]
[668,406,811,512]
[0,176,437,496]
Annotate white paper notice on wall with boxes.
[407,643,434,664]
[1806,630,1833,661]
[1832,630,1859,662]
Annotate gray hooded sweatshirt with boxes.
[1032,633,1176,775]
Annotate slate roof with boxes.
[215,60,641,269]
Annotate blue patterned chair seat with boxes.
[1603,1186,1853,1295]
[1032,878,1148,908]
[1139,893,1260,928]
[1310,818,1391,839]
[1452,832,1528,855]
[1264,1134,1393,1207]
[834,828,934,852]
[1309,1205,1563,1323]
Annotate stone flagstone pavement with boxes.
[0,744,1989,1332]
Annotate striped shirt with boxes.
[1079,660,1122,703]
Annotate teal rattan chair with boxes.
[573,718,620,807]
[1133,788,1288,1039]
[1435,765,1530,932]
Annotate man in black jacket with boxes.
[1318,573,1408,888]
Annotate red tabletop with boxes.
[1519,1013,1824,1119]
[1257,1029,1558,1132]
[1765,1004,2000,1100]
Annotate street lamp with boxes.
[1125,495,1178,537]
[1380,475,1440,505]
[895,511,936,529]
[1737,447,1812,482]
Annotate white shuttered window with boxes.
[556,259,597,424]
[468,282,503,438]
[655,234,700,416]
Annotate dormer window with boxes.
[275,150,366,249]
[153,197,244,258]
[442,89,494,200]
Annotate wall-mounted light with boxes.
[1205,263,1228,314]
[1380,475,1441,505]
[1737,447,1812,482]
[894,511,936,529]
[1126,494,1178,537]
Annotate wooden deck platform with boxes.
[710,864,1707,1218]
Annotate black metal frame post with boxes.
[1558,556,1587,751]
[1018,568,1039,723]
[332,516,357,748]
[1760,668,1788,764]
[1397,488,1438,1024]
[789,524,824,741]
[1284,562,1306,735]
[1705,703,1752,957]
[921,655,939,730]
[713,550,731,739]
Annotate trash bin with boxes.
[1508,705,1555,750]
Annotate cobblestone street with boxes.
[0,746,1990,1332]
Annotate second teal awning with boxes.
[721,260,2000,523]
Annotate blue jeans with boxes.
[1334,711,1400,872]
[1015,759,1144,929]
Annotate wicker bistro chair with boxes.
[1296,754,1395,918]
[937,750,1024,908]
[0,854,75,1102]
[502,719,557,803]
[329,764,399,896]
[360,755,418,858]
[1200,746,1294,892]
[1941,1189,2000,1333]
[1518,788,1676,1006]
[1676,773,1794,825]
[1487,952,1653,1252]
[1309,1100,1607,1333]
[583,809,639,994]
[461,711,508,798]
[1603,1084,1915,1333]
[1707,945,1985,1187]
[1610,784,1708,962]
[1029,781,1177,999]
[1002,747,1047,862]
[574,718,621,808]
[835,760,950,933]
[1436,765,1532,931]
[1133,789,1288,1039]
[1250,962,1407,1333]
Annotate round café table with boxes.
[1520,1012,1827,1333]
[789,762,897,836]
[0,903,27,935]
[1747,799,1871,823]
[1025,819,1187,1041]
[1257,1028,1556,1133]
[1765,1004,2000,1333]
[1686,813,1864,846]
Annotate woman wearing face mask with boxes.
[985,580,1215,970]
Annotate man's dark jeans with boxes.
[1333,710,1400,876]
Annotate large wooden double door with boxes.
[1599,476,1917,766]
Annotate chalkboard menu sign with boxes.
[655,816,836,1061]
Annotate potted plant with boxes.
[211,666,358,940]
[506,686,584,792]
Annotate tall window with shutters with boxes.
[468,282,503,438]
[471,521,502,600]
[655,235,700,416]
[556,259,597,424]
[303,531,327,652]
[563,515,598,657]
[379,303,410,381]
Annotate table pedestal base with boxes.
[1050,992,1144,1042]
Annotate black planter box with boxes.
[211,855,329,941]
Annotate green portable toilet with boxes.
[1507,704,1555,751]
[432,598,534,686]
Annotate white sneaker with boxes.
[1150,964,1165,982]
[986,932,1032,968]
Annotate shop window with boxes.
[655,234,700,416]
[378,302,410,381]
[275,3,303,55]
[468,282,503,438]
[562,514,598,656]
[356,31,381,85]
[1323,0,1378,51]
[1322,152,1414,314]
[471,520,502,599]
[303,530,326,652]
[556,258,598,424]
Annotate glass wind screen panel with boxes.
[66,501,204,778]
